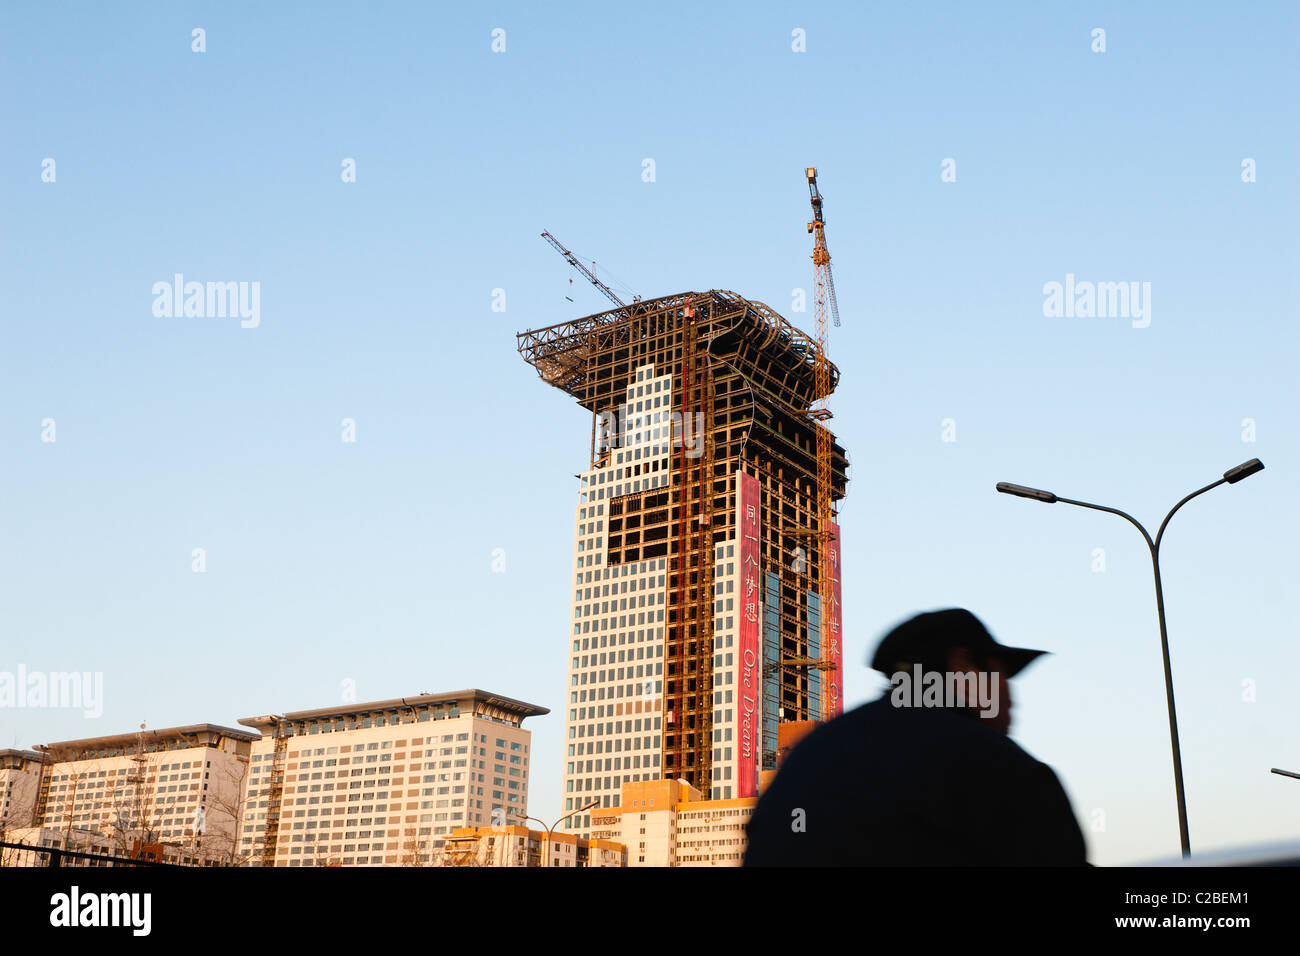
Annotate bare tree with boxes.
[58,769,92,846]
[399,825,435,866]
[195,756,250,866]
[0,802,37,867]
[100,753,166,857]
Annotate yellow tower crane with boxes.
[806,166,842,721]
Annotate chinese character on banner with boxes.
[738,470,763,795]
[826,522,844,717]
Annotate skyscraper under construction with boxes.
[518,290,849,835]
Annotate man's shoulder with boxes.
[797,696,1037,760]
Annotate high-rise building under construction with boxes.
[518,290,849,834]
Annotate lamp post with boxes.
[996,458,1264,857]
[523,799,600,868]
[1270,768,1300,780]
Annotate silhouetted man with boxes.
[743,608,1087,866]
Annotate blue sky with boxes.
[2,2,1296,864]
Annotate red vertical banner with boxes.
[737,471,761,798]
[827,521,843,718]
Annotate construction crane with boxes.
[541,230,627,308]
[806,166,842,722]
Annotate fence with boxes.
[0,840,178,868]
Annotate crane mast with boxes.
[806,167,842,721]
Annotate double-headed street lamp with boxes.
[523,799,600,867]
[996,458,1265,858]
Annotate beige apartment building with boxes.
[237,689,547,867]
[439,824,625,867]
[590,778,755,866]
[675,796,753,865]
[3,725,257,866]
[0,749,44,836]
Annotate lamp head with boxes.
[1223,459,1264,484]
[996,482,1058,504]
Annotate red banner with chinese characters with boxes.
[827,521,843,718]
[738,471,761,798]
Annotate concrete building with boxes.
[589,778,755,866]
[14,725,257,865]
[0,749,44,836]
[236,689,547,867]
[519,291,850,836]
[675,796,753,866]
[439,824,625,867]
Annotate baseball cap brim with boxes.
[988,643,1049,677]
[870,608,1052,678]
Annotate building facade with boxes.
[675,796,753,866]
[236,689,546,866]
[439,824,626,867]
[17,725,256,865]
[0,749,43,837]
[519,291,849,835]
[589,778,755,866]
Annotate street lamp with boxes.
[1270,768,1300,780]
[523,799,600,868]
[996,458,1264,857]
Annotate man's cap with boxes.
[870,608,1048,677]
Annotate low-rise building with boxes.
[438,824,625,867]
[591,778,756,866]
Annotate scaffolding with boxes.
[260,722,288,867]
